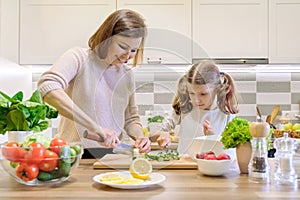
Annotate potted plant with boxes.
[0,89,58,142]
[220,116,252,174]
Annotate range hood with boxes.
[192,58,268,64]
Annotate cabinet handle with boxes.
[147,57,162,64]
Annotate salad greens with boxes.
[20,133,51,148]
[0,90,58,134]
[147,115,164,123]
[220,116,252,149]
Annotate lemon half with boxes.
[129,158,152,180]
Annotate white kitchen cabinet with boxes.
[269,0,300,64]
[20,0,116,65]
[117,0,192,64]
[192,0,268,60]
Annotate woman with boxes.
[153,61,239,154]
[38,9,151,156]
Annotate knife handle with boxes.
[83,130,104,142]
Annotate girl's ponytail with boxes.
[217,72,239,114]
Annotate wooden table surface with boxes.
[0,159,299,200]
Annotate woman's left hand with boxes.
[134,137,151,153]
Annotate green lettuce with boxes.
[0,90,58,134]
[220,116,252,149]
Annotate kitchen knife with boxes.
[83,130,134,155]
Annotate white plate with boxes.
[93,171,166,189]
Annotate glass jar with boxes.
[248,137,270,183]
[273,132,298,186]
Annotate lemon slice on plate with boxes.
[129,158,152,180]
[99,173,123,182]
[122,178,144,185]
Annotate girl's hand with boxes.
[157,131,171,149]
[135,137,151,153]
[203,120,214,136]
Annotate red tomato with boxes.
[50,138,67,155]
[24,142,46,164]
[216,153,231,160]
[16,162,39,181]
[204,154,217,160]
[2,142,26,162]
[38,150,59,172]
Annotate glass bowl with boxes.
[0,141,83,186]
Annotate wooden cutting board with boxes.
[93,154,197,169]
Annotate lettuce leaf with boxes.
[220,116,252,149]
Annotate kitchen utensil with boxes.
[93,154,197,169]
[83,130,104,142]
[83,130,133,155]
[269,105,280,125]
[112,142,134,156]
[256,106,263,122]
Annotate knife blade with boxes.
[112,142,134,156]
[83,130,134,155]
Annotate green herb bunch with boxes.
[220,116,252,149]
[0,90,58,134]
[147,115,164,123]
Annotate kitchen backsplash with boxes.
[28,64,300,138]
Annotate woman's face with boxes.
[187,83,216,110]
[105,35,142,67]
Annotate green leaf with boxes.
[220,117,252,149]
[29,89,42,103]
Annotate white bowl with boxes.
[194,157,232,176]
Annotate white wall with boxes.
[0,0,19,63]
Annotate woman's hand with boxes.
[203,120,214,136]
[157,131,171,149]
[98,127,120,148]
[134,137,151,153]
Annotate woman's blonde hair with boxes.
[172,61,239,115]
[88,9,147,66]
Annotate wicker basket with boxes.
[273,129,300,138]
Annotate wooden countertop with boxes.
[0,159,299,200]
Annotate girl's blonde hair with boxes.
[88,9,147,66]
[172,61,239,115]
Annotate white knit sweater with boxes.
[38,47,142,148]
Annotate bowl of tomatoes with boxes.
[0,134,83,186]
[194,151,232,176]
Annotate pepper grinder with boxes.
[273,132,298,186]
[248,122,271,183]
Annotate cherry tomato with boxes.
[24,142,46,164]
[16,162,39,181]
[50,138,67,155]
[38,150,59,172]
[2,142,26,162]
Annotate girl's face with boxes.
[187,83,216,110]
[105,35,142,67]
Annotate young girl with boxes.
[154,61,239,154]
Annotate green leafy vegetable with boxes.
[143,149,180,161]
[147,115,164,123]
[220,117,252,149]
[0,90,58,134]
[20,133,51,148]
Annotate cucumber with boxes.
[58,145,71,177]
[37,170,60,181]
